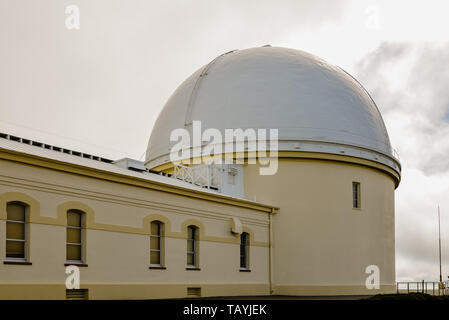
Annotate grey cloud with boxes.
[354,42,409,113]
[355,42,449,175]
[394,191,449,281]
[356,42,408,74]
[407,44,449,118]
[396,215,440,262]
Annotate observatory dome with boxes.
[146,46,400,175]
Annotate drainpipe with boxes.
[268,208,275,295]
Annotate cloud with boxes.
[355,42,449,281]
[355,42,449,175]
[0,0,346,160]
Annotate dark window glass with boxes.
[240,232,249,269]
[187,226,197,267]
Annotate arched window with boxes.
[187,225,198,268]
[6,202,27,261]
[150,221,164,266]
[240,232,250,270]
[66,209,84,263]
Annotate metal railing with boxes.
[172,163,222,191]
[396,281,448,296]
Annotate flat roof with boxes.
[0,135,277,213]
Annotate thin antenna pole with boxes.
[438,205,442,283]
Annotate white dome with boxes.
[146,46,400,174]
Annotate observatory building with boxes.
[0,46,401,299]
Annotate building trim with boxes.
[0,148,278,214]
[0,192,269,247]
[278,151,400,187]
[0,176,269,227]
[153,151,401,188]
[274,284,396,295]
[64,263,88,267]
[0,283,270,300]
[0,283,396,299]
[3,261,33,266]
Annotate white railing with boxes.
[172,163,222,191]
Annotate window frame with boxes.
[186,225,198,268]
[240,232,250,270]
[150,221,164,267]
[5,202,27,262]
[352,182,361,209]
[66,210,84,264]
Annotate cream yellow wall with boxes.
[0,147,398,298]
[0,158,271,299]
[244,158,396,295]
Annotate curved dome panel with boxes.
[146,46,400,174]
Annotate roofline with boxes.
[0,147,278,214]
[146,139,401,177]
[150,150,401,189]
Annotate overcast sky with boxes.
[1,0,448,282]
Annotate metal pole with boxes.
[439,206,443,285]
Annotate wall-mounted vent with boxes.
[66,289,88,300]
[0,132,113,164]
[31,141,43,147]
[187,287,201,297]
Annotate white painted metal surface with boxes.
[172,163,221,190]
[146,46,401,175]
[113,157,147,172]
[172,163,245,198]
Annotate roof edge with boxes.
[0,147,278,214]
